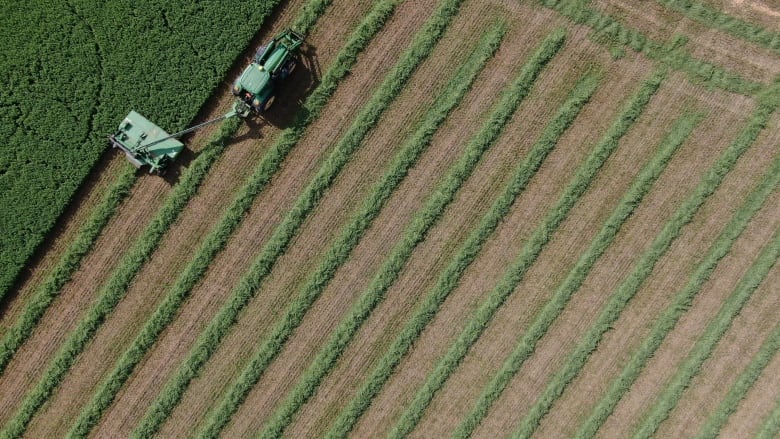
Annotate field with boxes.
[0,0,777,437]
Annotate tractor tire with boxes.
[263,94,276,111]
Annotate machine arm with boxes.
[137,109,238,152]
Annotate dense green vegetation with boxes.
[0,166,135,374]
[511,95,777,439]
[201,24,508,439]
[696,321,780,439]
[538,0,764,96]
[633,229,780,438]
[129,0,467,434]
[578,155,780,439]
[455,107,699,439]
[656,0,780,52]
[325,28,569,439]
[0,0,284,300]
[1,117,242,439]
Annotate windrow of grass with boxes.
[537,0,764,96]
[511,94,778,439]
[633,228,780,439]
[198,24,508,439]
[454,108,700,439]
[656,0,780,53]
[757,394,780,439]
[696,320,780,439]
[577,155,780,439]
[0,117,242,439]
[63,0,402,436]
[0,165,136,375]
[130,0,467,435]
[291,54,598,439]
[325,28,571,439]
[385,70,615,439]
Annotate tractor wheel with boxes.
[263,94,276,111]
[285,58,296,75]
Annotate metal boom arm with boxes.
[137,109,238,152]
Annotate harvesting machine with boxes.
[109,29,304,173]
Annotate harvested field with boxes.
[2,0,777,437]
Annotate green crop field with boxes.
[0,0,777,437]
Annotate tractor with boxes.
[109,28,304,173]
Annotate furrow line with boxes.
[325,28,569,439]
[454,106,699,439]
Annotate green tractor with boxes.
[109,28,304,173]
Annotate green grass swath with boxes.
[325,28,570,439]
[386,71,613,439]
[633,229,780,439]
[577,155,780,439]
[0,118,241,439]
[197,24,507,439]
[656,0,780,53]
[454,108,700,439]
[537,0,763,96]
[289,51,598,439]
[511,96,777,439]
[0,165,136,376]
[65,0,404,436]
[696,321,780,439]
[130,0,465,435]
[757,395,780,439]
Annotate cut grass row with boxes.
[537,0,764,96]
[325,28,570,439]
[0,165,136,375]
[656,0,780,53]
[454,106,700,439]
[757,394,780,439]
[387,70,616,439]
[577,154,780,439]
[511,94,778,439]
[287,42,596,439]
[130,0,465,434]
[633,228,780,438]
[199,23,508,439]
[696,320,780,439]
[0,117,242,439]
[64,0,411,435]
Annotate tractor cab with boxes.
[232,28,303,113]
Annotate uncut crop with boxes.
[201,24,507,439]
[130,0,462,434]
[512,94,777,439]
[0,0,284,299]
[326,28,569,439]
[577,155,780,439]
[454,107,699,439]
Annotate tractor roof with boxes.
[238,63,271,94]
